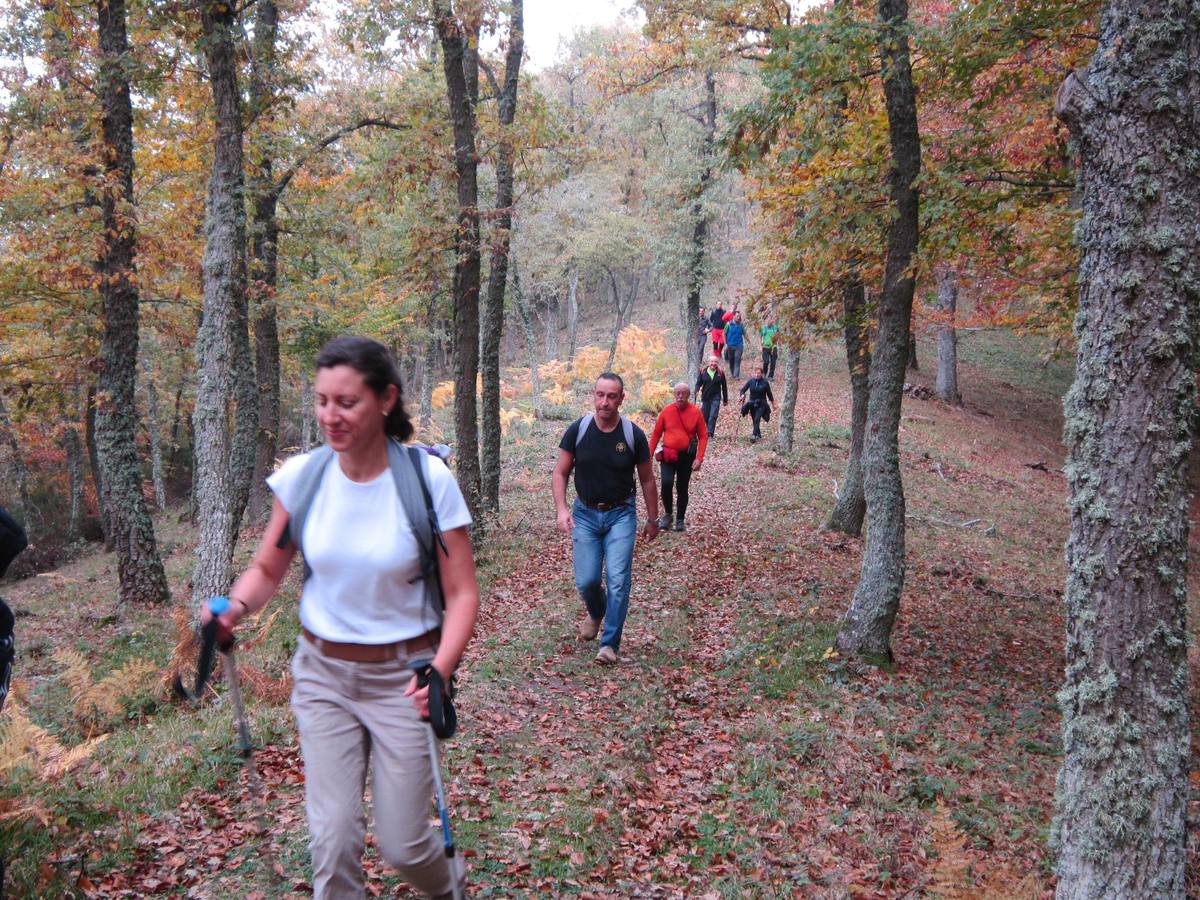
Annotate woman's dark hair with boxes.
[315,335,414,442]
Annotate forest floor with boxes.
[3,330,1199,898]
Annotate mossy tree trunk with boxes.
[685,70,717,389]
[1051,1,1199,895]
[94,0,169,604]
[834,0,920,663]
[824,281,870,535]
[480,0,523,518]
[934,267,961,406]
[774,348,800,452]
[435,0,482,520]
[192,0,249,605]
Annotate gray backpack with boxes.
[276,440,447,623]
[574,414,634,451]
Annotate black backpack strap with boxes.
[0,597,13,715]
[275,446,334,583]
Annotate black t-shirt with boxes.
[709,307,726,329]
[559,417,650,505]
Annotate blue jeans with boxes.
[571,498,637,651]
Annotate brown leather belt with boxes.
[302,626,440,662]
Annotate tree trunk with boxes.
[141,352,166,512]
[247,0,281,524]
[435,0,482,519]
[774,348,800,452]
[905,329,918,371]
[603,268,638,373]
[1051,3,1198,895]
[301,370,315,452]
[480,0,523,518]
[544,290,559,360]
[513,264,544,419]
[61,418,84,541]
[0,393,33,528]
[834,0,921,664]
[85,384,111,547]
[686,71,717,389]
[566,269,579,361]
[824,281,870,535]
[94,0,169,604]
[934,267,961,405]
[192,0,249,605]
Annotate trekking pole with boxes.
[174,597,280,887]
[413,661,463,900]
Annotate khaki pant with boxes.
[291,639,464,898]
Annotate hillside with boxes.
[2,329,1197,898]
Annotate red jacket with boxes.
[650,403,708,466]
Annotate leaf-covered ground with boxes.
[4,335,1200,897]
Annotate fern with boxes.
[926,802,973,898]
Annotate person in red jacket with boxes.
[649,383,708,532]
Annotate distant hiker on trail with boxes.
[695,357,729,438]
[709,304,726,355]
[201,335,478,900]
[696,307,710,362]
[649,383,708,533]
[760,319,779,379]
[724,311,746,378]
[739,367,775,443]
[552,373,660,665]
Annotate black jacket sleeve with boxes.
[766,382,775,403]
[720,375,728,403]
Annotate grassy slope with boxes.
[2,328,1197,898]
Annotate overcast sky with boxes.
[520,0,642,70]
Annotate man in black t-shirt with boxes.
[552,373,660,664]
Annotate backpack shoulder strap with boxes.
[277,446,335,571]
[388,441,446,620]
[574,414,593,450]
[620,416,634,449]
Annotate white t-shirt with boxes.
[267,449,472,644]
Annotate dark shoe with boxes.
[656,514,671,529]
[579,616,601,641]
[750,435,759,443]
[596,645,618,665]
[674,520,685,532]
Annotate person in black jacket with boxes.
[708,305,726,354]
[695,357,729,438]
[738,367,775,443]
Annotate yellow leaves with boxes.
[499,407,533,435]
[636,381,673,413]
[0,694,109,781]
[52,647,160,730]
[431,380,455,410]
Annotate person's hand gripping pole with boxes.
[412,661,463,900]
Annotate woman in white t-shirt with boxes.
[202,335,478,899]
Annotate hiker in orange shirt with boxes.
[649,383,708,532]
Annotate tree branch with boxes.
[273,118,409,198]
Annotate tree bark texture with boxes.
[436,0,482,519]
[824,280,870,535]
[834,0,920,663]
[934,267,961,406]
[247,0,281,524]
[84,384,111,546]
[774,348,800,452]
[94,0,169,604]
[0,393,33,528]
[141,352,165,511]
[192,0,249,605]
[566,269,579,361]
[513,265,544,419]
[480,0,523,517]
[1051,2,1199,895]
[686,71,717,388]
[61,419,84,541]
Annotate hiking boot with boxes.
[596,645,618,665]
[656,514,671,529]
[674,519,685,532]
[578,616,601,641]
[750,435,759,443]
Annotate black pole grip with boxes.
[414,663,457,740]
